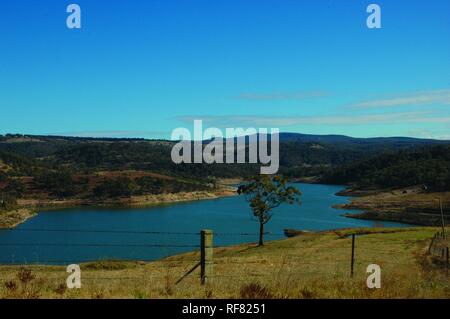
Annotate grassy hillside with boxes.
[0,227,448,299]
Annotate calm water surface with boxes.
[0,184,410,264]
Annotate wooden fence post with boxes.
[446,247,449,276]
[439,198,445,237]
[429,234,436,254]
[350,234,355,278]
[200,229,213,285]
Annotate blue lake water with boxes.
[0,183,410,264]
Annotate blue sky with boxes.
[1,0,449,139]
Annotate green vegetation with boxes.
[0,144,219,203]
[92,177,137,198]
[34,170,82,198]
[238,175,302,246]
[0,195,17,212]
[134,176,210,195]
[0,133,449,227]
[322,145,450,191]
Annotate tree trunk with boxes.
[258,222,264,246]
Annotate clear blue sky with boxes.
[1,0,449,139]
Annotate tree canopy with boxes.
[238,175,302,246]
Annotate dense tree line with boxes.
[0,194,17,211]
[3,134,444,180]
[321,145,450,191]
[92,176,211,198]
[92,177,137,198]
[0,151,39,176]
[53,142,261,178]
[34,170,84,198]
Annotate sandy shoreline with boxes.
[0,187,237,229]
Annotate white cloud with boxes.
[350,89,450,109]
[235,91,328,101]
[175,111,450,128]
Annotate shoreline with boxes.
[4,182,446,231]
[335,186,450,226]
[0,187,237,229]
[0,208,37,229]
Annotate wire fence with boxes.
[0,228,448,286]
[0,227,285,237]
[428,230,449,270]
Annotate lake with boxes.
[0,183,410,264]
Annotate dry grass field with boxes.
[0,227,449,299]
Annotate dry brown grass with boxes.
[344,188,450,212]
[0,227,448,299]
[0,208,36,229]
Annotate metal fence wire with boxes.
[0,228,448,285]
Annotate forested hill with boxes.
[321,144,450,191]
[1,133,446,164]
[0,133,448,177]
[278,133,443,147]
[1,133,449,203]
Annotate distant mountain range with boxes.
[278,132,446,144]
[2,132,447,145]
[1,132,448,163]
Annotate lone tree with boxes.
[238,175,301,246]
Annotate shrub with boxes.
[0,194,17,211]
[240,283,274,299]
[17,268,35,285]
[4,280,17,292]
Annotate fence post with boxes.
[439,198,445,237]
[200,229,213,285]
[446,247,449,276]
[350,234,355,278]
[429,234,436,254]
